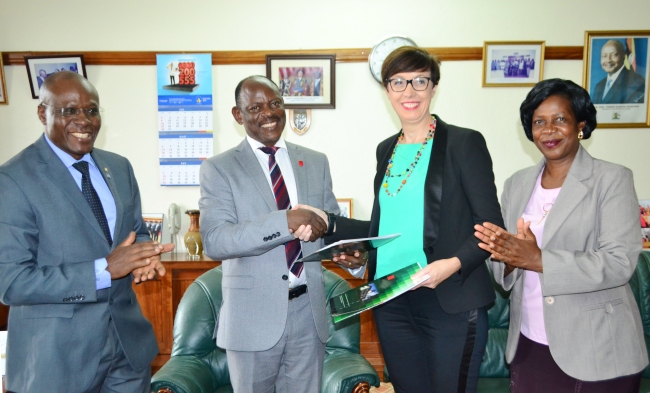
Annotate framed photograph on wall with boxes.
[482,41,545,87]
[640,200,650,248]
[24,54,87,99]
[583,31,650,128]
[337,198,353,219]
[266,54,335,109]
[0,53,7,105]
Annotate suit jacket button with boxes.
[282,275,288,280]
[428,246,434,253]
[263,236,268,241]
[545,297,555,305]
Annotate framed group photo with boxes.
[482,41,545,87]
[583,31,650,128]
[0,53,7,105]
[266,54,335,109]
[24,54,87,99]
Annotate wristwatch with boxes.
[325,211,336,236]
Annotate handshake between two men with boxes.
[287,204,367,269]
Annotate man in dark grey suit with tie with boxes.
[0,71,174,393]
[199,75,358,393]
[593,39,645,104]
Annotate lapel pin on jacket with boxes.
[298,160,304,167]
[104,167,111,179]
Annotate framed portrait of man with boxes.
[583,31,650,128]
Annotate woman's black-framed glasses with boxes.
[386,77,431,92]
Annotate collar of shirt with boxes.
[607,65,625,85]
[43,133,117,238]
[43,133,98,171]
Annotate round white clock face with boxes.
[369,36,418,83]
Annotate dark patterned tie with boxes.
[72,161,113,246]
[259,147,303,277]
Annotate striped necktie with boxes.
[259,147,303,277]
[72,161,113,246]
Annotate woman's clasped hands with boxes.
[474,218,543,273]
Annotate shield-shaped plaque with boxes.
[288,109,312,135]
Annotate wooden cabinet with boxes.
[132,254,219,372]
[132,255,386,377]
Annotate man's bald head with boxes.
[600,40,627,76]
[37,70,102,160]
[39,71,98,105]
[234,76,280,108]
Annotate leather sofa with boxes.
[386,252,650,392]
[151,266,380,393]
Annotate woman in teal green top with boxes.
[332,46,504,393]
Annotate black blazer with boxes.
[334,115,504,314]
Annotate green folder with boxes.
[329,262,428,323]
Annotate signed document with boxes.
[295,233,401,263]
[329,263,429,323]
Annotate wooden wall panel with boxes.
[0,304,8,331]
[2,46,583,66]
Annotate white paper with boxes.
[0,330,7,376]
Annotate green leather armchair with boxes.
[151,266,380,393]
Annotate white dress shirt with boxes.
[603,65,625,99]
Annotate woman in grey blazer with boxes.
[475,79,647,392]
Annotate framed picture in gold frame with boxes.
[0,53,7,105]
[337,198,353,219]
[583,30,650,128]
[482,41,545,87]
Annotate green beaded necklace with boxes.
[382,117,436,197]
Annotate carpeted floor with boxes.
[369,382,394,392]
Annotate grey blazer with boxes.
[199,139,339,351]
[492,146,647,381]
[0,136,158,393]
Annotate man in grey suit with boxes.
[0,71,173,393]
[199,76,339,393]
[592,39,645,104]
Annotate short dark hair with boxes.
[234,76,280,108]
[380,46,441,89]
[519,78,597,141]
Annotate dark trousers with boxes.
[373,288,488,393]
[510,333,642,393]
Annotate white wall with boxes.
[2,0,650,239]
